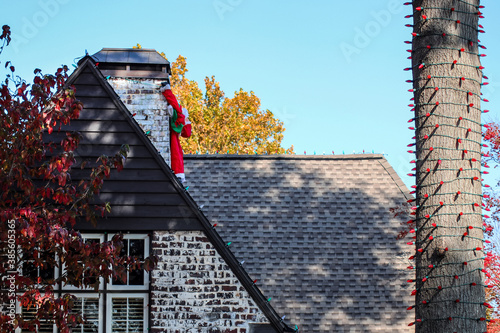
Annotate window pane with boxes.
[128,269,144,285]
[84,238,100,287]
[129,239,144,259]
[111,297,144,332]
[22,261,37,279]
[22,251,55,283]
[128,298,144,320]
[39,251,55,281]
[112,298,128,321]
[128,297,144,332]
[112,272,127,285]
[73,297,100,333]
[21,305,54,333]
[112,239,129,286]
[120,239,128,256]
[112,237,147,287]
[39,265,54,281]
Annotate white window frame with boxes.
[107,234,149,291]
[61,233,105,291]
[105,293,148,333]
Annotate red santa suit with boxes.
[160,84,192,184]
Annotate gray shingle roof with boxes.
[184,154,414,332]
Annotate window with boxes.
[62,234,104,291]
[71,294,102,333]
[15,233,150,333]
[9,246,56,333]
[106,294,148,333]
[18,304,56,333]
[109,234,149,290]
[17,295,103,333]
[22,249,57,284]
[106,234,149,333]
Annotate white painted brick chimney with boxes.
[91,48,173,166]
[108,78,171,166]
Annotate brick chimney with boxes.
[90,48,172,165]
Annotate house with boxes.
[17,48,297,333]
[184,154,414,332]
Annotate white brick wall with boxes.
[107,78,171,166]
[151,231,270,333]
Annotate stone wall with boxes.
[107,78,171,166]
[150,230,270,333]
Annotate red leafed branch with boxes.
[0,24,10,57]
[0,30,156,332]
[481,122,500,332]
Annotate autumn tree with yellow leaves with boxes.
[134,44,294,154]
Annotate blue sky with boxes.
[2,0,499,188]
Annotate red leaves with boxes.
[114,159,124,172]
[103,165,111,178]
[0,25,11,46]
[0,46,147,332]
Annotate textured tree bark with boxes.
[411,0,486,332]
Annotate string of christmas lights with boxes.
[412,87,483,98]
[403,0,491,330]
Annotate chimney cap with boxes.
[91,48,170,65]
[89,48,171,79]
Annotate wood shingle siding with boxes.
[57,58,203,231]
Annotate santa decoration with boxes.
[160,80,192,185]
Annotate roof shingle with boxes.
[185,154,413,332]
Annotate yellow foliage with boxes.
[168,55,294,155]
[136,45,294,154]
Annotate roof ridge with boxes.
[100,47,158,51]
[185,153,385,160]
